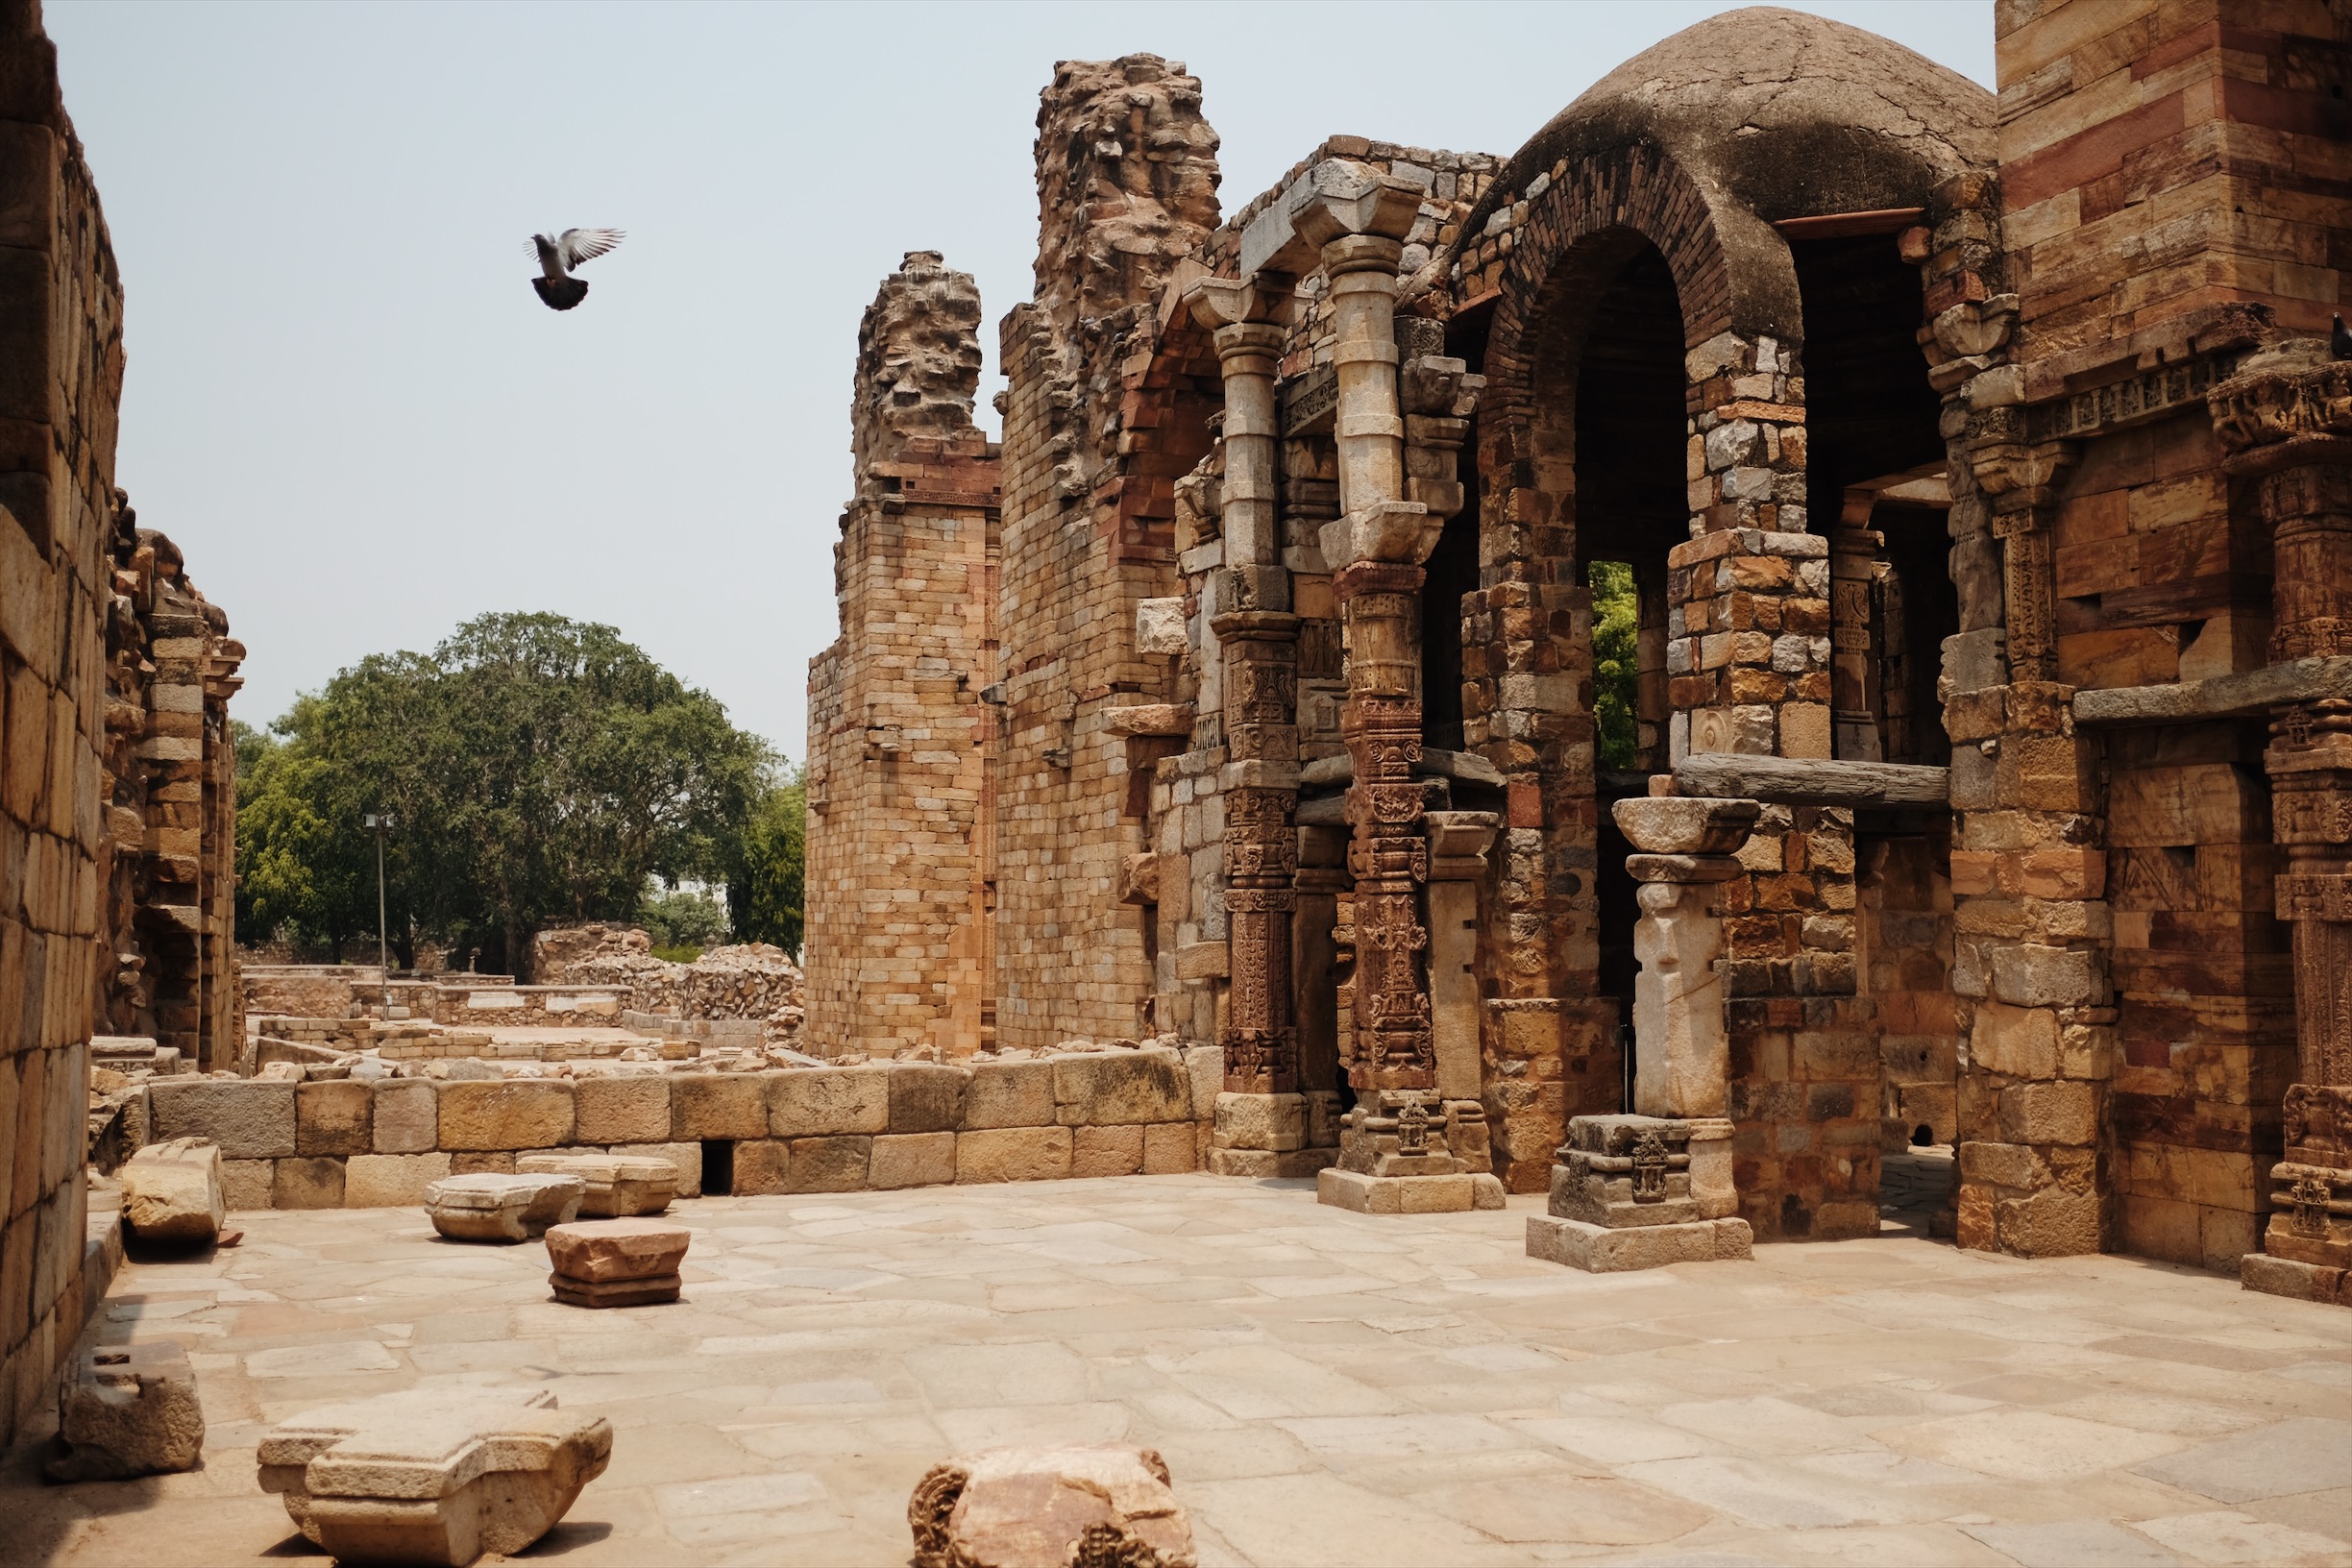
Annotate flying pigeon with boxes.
[528,228,625,311]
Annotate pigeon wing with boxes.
[556,228,625,269]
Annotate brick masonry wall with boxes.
[0,0,120,1448]
[806,253,1000,1060]
[135,1048,1223,1208]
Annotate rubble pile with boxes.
[533,924,808,1041]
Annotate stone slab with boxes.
[514,1153,674,1217]
[1526,1213,1753,1272]
[2241,1251,2352,1308]
[911,1444,1193,1568]
[1316,1169,1507,1214]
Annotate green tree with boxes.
[235,709,380,956]
[1590,560,1640,771]
[239,613,769,977]
[728,772,805,957]
[639,883,729,959]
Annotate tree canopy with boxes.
[236,612,801,974]
[1590,560,1640,771]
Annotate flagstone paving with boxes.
[7,1175,2351,1566]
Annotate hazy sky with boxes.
[46,1,1994,760]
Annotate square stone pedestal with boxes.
[1526,1114,1750,1273]
[2241,1089,2351,1309]
[1208,1091,1338,1178]
[1314,1093,1505,1214]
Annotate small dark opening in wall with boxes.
[702,1139,734,1196]
[1912,1124,1935,1147]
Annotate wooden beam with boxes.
[1673,752,1949,807]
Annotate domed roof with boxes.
[1462,8,1992,245]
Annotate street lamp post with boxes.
[363,813,397,975]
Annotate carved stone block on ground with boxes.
[514,1153,675,1216]
[910,1444,1195,1568]
[426,1174,584,1243]
[1526,1213,1754,1272]
[47,1341,205,1481]
[1316,1168,1506,1214]
[258,1386,608,1567]
[545,1217,690,1308]
[120,1137,224,1246]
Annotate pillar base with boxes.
[1210,1147,1337,1179]
[2241,1251,2352,1308]
[1526,1213,1752,1273]
[1316,1168,1505,1214]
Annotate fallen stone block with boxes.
[545,1217,690,1308]
[910,1444,1195,1568]
[425,1174,584,1243]
[120,1137,224,1246]
[1525,1213,1752,1271]
[46,1341,205,1481]
[259,1386,608,1567]
[515,1152,675,1216]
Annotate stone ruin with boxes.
[801,8,2352,1305]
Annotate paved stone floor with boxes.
[9,1175,2352,1567]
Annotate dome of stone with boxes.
[1465,7,1993,238]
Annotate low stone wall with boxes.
[136,1047,1221,1210]
[242,966,387,1020]
[407,983,626,1027]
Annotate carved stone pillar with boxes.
[1278,173,1498,1214]
[1188,278,1330,1177]
[1427,810,1501,1173]
[1971,437,2077,683]
[2212,340,2352,1306]
[1528,793,1758,1272]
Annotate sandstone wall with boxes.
[133,1048,1221,1209]
[0,0,120,1448]
[805,253,999,1058]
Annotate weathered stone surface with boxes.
[671,1073,770,1140]
[1072,1124,1145,1178]
[273,1156,346,1212]
[551,1272,682,1309]
[374,1080,439,1154]
[436,1081,575,1152]
[149,1080,296,1159]
[964,1061,1055,1129]
[515,1153,674,1217]
[1612,795,1761,854]
[1142,1122,1198,1174]
[2242,1252,2352,1308]
[222,1159,276,1213]
[909,1445,1195,1568]
[890,1065,971,1134]
[1526,1213,1753,1272]
[544,1218,690,1283]
[619,1140,702,1197]
[427,1175,583,1243]
[47,1341,205,1481]
[345,1152,453,1209]
[771,1066,892,1137]
[120,1138,223,1245]
[573,1076,670,1146]
[732,1139,792,1195]
[957,1127,1073,1183]
[1054,1050,1189,1126]
[872,1132,958,1189]
[259,1386,609,1566]
[295,1079,372,1157]
[787,1135,872,1192]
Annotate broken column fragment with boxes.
[910,1445,1196,1568]
[425,1173,584,1243]
[120,1137,226,1247]
[259,1386,608,1567]
[515,1153,675,1216]
[544,1217,689,1307]
[46,1341,206,1481]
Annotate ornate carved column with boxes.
[1529,793,1756,1273]
[1972,437,2078,683]
[1187,277,1328,1176]
[2212,340,2352,1307]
